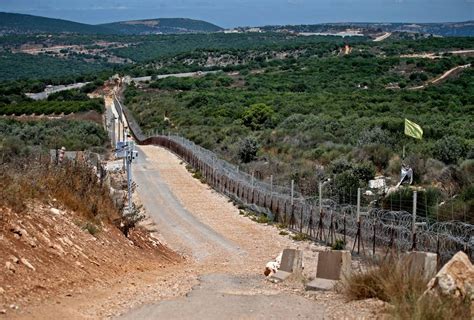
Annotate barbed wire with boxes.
[119,99,473,263]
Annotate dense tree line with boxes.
[0,118,108,159]
[0,99,103,115]
[126,43,474,221]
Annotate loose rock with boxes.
[5,261,15,272]
[50,208,62,215]
[20,258,36,271]
[424,251,474,299]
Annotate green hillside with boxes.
[0,13,222,35]
[100,18,223,34]
[0,12,111,35]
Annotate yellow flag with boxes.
[405,119,423,140]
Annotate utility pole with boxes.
[111,117,116,148]
[126,144,132,212]
[122,141,138,214]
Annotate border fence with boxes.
[117,97,473,264]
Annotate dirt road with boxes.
[131,145,242,261]
[408,63,471,90]
[116,145,382,319]
[373,32,391,42]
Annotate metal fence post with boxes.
[270,174,273,196]
[357,187,361,222]
[291,179,294,206]
[319,182,322,214]
[412,191,417,250]
[356,188,362,254]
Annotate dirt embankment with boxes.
[0,199,180,318]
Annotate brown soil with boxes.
[0,201,181,318]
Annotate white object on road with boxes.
[264,252,283,277]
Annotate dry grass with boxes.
[0,156,119,224]
[343,255,471,319]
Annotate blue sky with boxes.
[1,0,473,27]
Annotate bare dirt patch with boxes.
[0,200,180,319]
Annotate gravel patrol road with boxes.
[116,144,383,319]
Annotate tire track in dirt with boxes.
[133,146,243,261]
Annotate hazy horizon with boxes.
[1,0,473,28]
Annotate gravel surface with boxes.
[3,95,386,319]
[115,145,385,319]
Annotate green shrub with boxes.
[255,214,271,224]
[238,136,259,163]
[82,222,100,236]
[331,239,346,250]
[357,127,394,147]
[291,232,310,241]
[242,103,275,130]
[433,135,467,164]
[363,144,393,170]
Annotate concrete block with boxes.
[279,249,303,274]
[268,249,303,283]
[269,270,291,283]
[306,278,337,291]
[402,251,438,280]
[316,250,351,281]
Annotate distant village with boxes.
[223,27,365,37]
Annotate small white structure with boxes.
[369,177,386,190]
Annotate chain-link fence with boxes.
[119,98,473,264]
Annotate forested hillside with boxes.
[124,36,474,222]
[0,12,221,35]
[0,12,110,35]
[1,27,472,222]
[100,18,222,34]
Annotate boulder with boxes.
[424,251,474,299]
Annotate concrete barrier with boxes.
[306,250,351,291]
[316,250,351,280]
[269,249,303,283]
[402,251,438,280]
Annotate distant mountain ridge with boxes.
[0,12,111,35]
[100,18,223,34]
[0,12,222,35]
[0,12,472,37]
